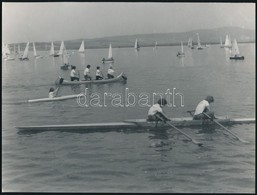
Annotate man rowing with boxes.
[83,64,92,80]
[107,66,114,79]
[193,96,215,120]
[147,98,170,125]
[49,78,63,98]
[70,66,79,81]
[96,66,104,80]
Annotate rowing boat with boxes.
[16,117,255,132]
[28,94,79,103]
[57,72,127,85]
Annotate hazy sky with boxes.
[2,2,255,43]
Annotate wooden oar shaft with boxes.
[156,114,203,146]
[202,112,248,143]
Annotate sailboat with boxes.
[134,39,140,50]
[224,35,232,48]
[49,42,59,57]
[3,44,15,61]
[33,42,43,59]
[57,40,65,56]
[19,42,30,60]
[220,37,224,48]
[78,40,85,53]
[196,33,204,50]
[17,45,21,55]
[60,49,70,70]
[153,41,158,50]
[102,43,114,63]
[229,39,244,60]
[188,38,194,49]
[177,41,185,57]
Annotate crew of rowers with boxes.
[147,96,215,123]
[70,65,115,81]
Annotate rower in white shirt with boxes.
[70,66,79,81]
[193,96,215,120]
[96,66,104,80]
[107,66,115,79]
[147,98,170,124]
[84,64,92,80]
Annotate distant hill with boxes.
[14,26,255,50]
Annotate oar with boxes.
[55,77,64,97]
[202,112,248,143]
[156,114,203,146]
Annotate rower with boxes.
[84,64,92,80]
[193,96,215,120]
[107,66,114,79]
[49,87,59,98]
[147,98,170,126]
[96,66,104,80]
[70,66,79,81]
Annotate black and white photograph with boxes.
[2,2,255,193]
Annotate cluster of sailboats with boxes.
[3,33,245,64]
[2,41,42,61]
[176,33,244,60]
[220,34,244,60]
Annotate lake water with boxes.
[2,43,255,192]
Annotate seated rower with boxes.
[107,66,114,79]
[84,64,92,80]
[49,87,60,98]
[193,96,215,120]
[96,66,104,80]
[70,66,79,81]
[147,98,170,124]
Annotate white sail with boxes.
[134,39,139,49]
[5,44,11,55]
[154,41,158,49]
[108,43,112,59]
[63,50,69,65]
[181,41,184,53]
[22,42,29,59]
[50,42,55,56]
[78,40,85,53]
[231,39,240,56]
[18,45,21,54]
[58,40,65,55]
[33,42,38,57]
[220,37,223,47]
[13,45,16,54]
[197,33,201,47]
[224,35,232,48]
[2,44,7,59]
[188,38,191,47]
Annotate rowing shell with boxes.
[58,72,127,85]
[16,117,255,132]
[28,94,79,103]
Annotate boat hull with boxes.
[102,58,114,63]
[59,72,127,85]
[16,117,255,132]
[230,56,244,60]
[28,94,79,103]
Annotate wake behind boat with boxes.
[55,72,127,85]
[16,116,255,132]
